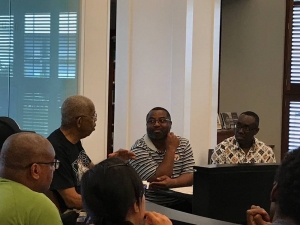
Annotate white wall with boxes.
[114,0,221,165]
[219,0,285,161]
[79,0,110,163]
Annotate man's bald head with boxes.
[0,132,55,193]
[61,95,95,127]
[0,132,54,168]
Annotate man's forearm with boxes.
[148,150,175,182]
[170,173,193,188]
[58,188,83,209]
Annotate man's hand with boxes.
[247,205,271,225]
[149,175,175,189]
[108,149,136,161]
[144,211,172,225]
[166,132,180,151]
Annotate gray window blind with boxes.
[22,92,49,136]
[0,15,13,78]
[24,13,51,78]
[58,12,77,79]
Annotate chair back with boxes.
[208,149,214,164]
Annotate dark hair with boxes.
[240,111,260,126]
[275,147,300,223]
[81,157,144,225]
[146,107,171,121]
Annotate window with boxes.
[0,15,13,78]
[0,0,79,136]
[282,0,300,156]
[24,13,51,78]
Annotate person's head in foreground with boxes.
[81,157,172,225]
[247,146,300,225]
[0,132,57,193]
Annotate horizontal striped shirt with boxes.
[129,134,195,205]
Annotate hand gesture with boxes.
[144,211,172,225]
[149,175,174,189]
[247,205,271,225]
[108,149,136,161]
[166,132,179,151]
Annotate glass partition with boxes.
[0,0,79,136]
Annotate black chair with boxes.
[208,149,214,164]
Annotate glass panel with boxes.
[0,0,80,136]
[24,13,51,78]
[58,12,77,79]
[0,0,12,116]
[288,101,300,151]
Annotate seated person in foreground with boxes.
[247,146,300,225]
[129,107,195,209]
[81,157,172,225]
[48,95,135,213]
[0,133,62,225]
[211,111,276,164]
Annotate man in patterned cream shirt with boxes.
[211,111,276,164]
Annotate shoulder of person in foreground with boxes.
[31,192,63,225]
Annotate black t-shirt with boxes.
[48,128,91,212]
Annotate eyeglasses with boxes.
[147,118,171,125]
[76,112,97,120]
[235,124,257,133]
[25,159,60,170]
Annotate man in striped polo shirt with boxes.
[129,107,195,212]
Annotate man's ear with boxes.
[270,182,278,202]
[30,164,40,180]
[133,202,140,213]
[76,117,82,128]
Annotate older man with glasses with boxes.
[48,95,135,215]
[211,111,276,164]
[0,132,62,225]
[129,107,195,213]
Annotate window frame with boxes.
[282,0,300,158]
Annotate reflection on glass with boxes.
[0,0,79,136]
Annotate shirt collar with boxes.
[143,134,158,151]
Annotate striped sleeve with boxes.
[129,140,158,181]
[180,138,195,174]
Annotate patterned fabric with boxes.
[211,136,276,164]
[129,134,195,205]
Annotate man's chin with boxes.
[148,133,166,140]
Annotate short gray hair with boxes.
[61,95,94,127]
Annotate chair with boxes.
[208,149,214,164]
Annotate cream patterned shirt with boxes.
[211,136,276,164]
